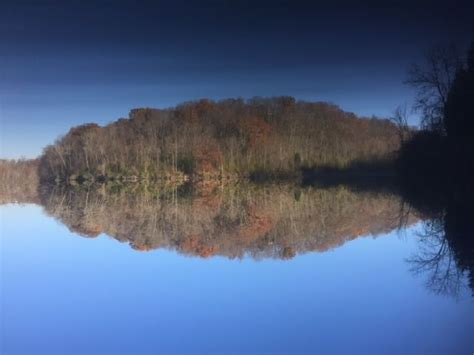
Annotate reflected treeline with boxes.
[37,183,417,260]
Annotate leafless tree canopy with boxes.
[389,104,411,143]
[406,43,463,132]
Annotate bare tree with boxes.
[406,43,463,132]
[390,104,410,143]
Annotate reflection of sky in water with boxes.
[1,204,473,354]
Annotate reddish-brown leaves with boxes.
[238,116,272,148]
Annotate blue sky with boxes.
[1,0,472,159]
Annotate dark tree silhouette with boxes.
[389,104,411,143]
[444,41,474,157]
[397,41,474,192]
[406,43,462,133]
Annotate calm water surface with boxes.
[1,186,473,355]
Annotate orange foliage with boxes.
[193,190,222,213]
[239,206,275,242]
[179,234,219,258]
[194,142,223,176]
[238,116,272,147]
[177,99,217,124]
[71,224,102,238]
[132,243,155,252]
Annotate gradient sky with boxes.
[1,0,473,158]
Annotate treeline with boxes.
[38,97,401,182]
[0,159,40,204]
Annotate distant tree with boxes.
[389,104,410,143]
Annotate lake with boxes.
[1,184,473,354]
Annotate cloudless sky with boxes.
[1,0,473,158]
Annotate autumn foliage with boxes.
[37,97,401,182]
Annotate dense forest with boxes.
[0,159,39,204]
[37,97,401,183]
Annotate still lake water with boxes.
[1,185,473,354]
